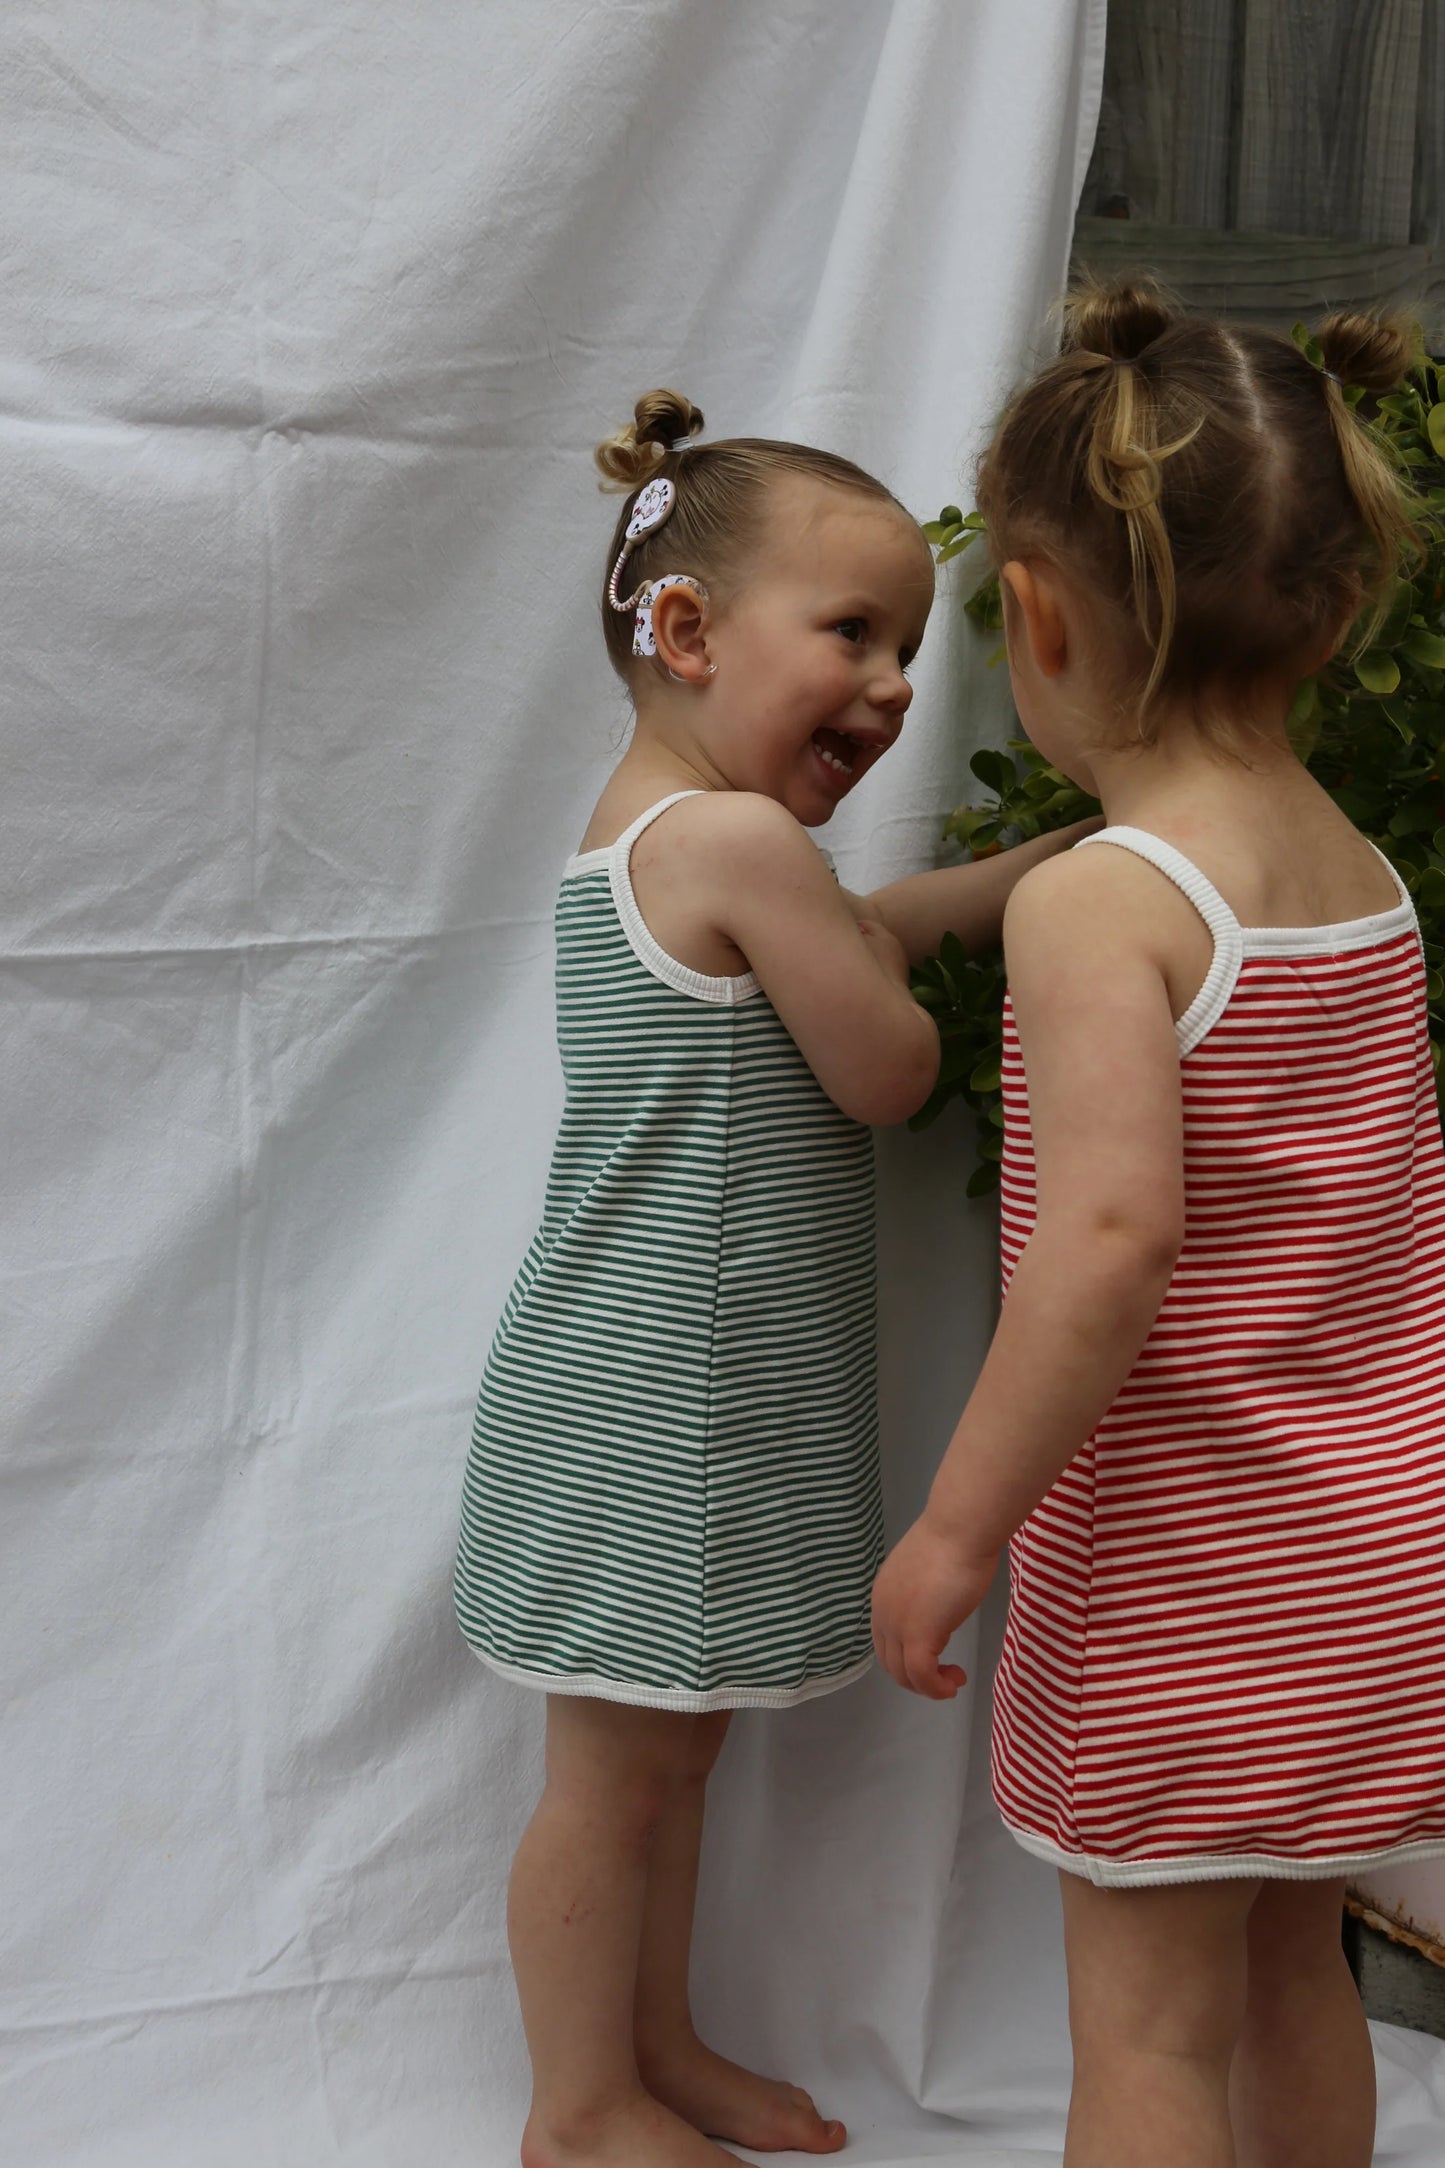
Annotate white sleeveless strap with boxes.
[1077,825,1244,1056]
[608,791,761,1006]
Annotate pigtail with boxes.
[1076,325,1203,706]
[1313,313,1423,615]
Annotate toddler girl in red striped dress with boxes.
[872,278,1445,2168]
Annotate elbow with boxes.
[836,1028,941,1128]
[1087,1210,1184,1290]
[1035,1203,1183,1287]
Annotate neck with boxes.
[1085,687,1307,832]
[623,697,731,794]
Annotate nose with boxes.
[869,667,912,723]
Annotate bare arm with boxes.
[701,795,941,1126]
[845,816,1102,965]
[871,849,1187,1697]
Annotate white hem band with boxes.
[1005,1818,1445,1889]
[474,1646,873,1712]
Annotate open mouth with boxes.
[812,727,866,780]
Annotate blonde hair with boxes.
[975,276,1422,733]
[594,389,907,680]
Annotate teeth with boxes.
[817,745,854,776]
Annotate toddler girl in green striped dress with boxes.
[455,390,1094,2168]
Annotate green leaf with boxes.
[969,1054,1002,1094]
[1377,579,1417,649]
[1428,405,1445,459]
[906,1082,952,1132]
[1355,650,1402,694]
[1403,627,1445,671]
[938,504,963,527]
[1388,800,1441,837]
[1286,675,1321,758]
[965,1160,1000,1198]
[1417,866,1445,913]
[964,573,1004,632]
[970,746,1016,793]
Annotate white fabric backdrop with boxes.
[4,5,1443,2164]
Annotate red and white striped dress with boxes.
[991,825,1445,1886]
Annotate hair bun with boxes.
[594,387,705,490]
[1063,275,1178,363]
[1315,310,1416,398]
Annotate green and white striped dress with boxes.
[455,792,882,1710]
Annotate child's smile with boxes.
[695,478,934,824]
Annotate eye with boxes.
[834,618,867,645]
[900,647,917,674]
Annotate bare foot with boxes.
[639,2038,846,2154]
[521,2089,744,2168]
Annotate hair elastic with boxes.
[1321,366,1345,386]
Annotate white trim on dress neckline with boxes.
[1077,826,1419,1056]
[568,791,762,1006]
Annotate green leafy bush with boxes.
[912,346,1445,1197]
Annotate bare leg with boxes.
[1230,1878,1375,2168]
[1059,1870,1261,2168]
[509,1695,741,2168]
[633,1711,846,2155]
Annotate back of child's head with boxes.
[975,276,1420,734]
[593,390,907,681]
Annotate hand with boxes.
[855,914,912,988]
[871,1515,1000,1699]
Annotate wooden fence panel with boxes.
[1415,3,1445,246]
[1072,216,1445,339]
[1236,0,1424,246]
[1087,0,1236,227]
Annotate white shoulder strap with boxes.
[1076,825,1244,1057]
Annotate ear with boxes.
[650,580,714,682]
[1000,559,1068,679]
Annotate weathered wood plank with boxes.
[1082,0,1236,226]
[1071,217,1445,341]
[1236,0,1424,247]
[1415,1,1445,246]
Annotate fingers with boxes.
[904,1642,965,1700]
[874,1630,967,1700]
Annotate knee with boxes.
[603,1766,680,1857]
[1071,1974,1248,2072]
[537,1758,679,1859]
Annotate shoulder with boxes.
[1004,838,1202,1019]
[1004,837,1191,954]
[640,790,829,890]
